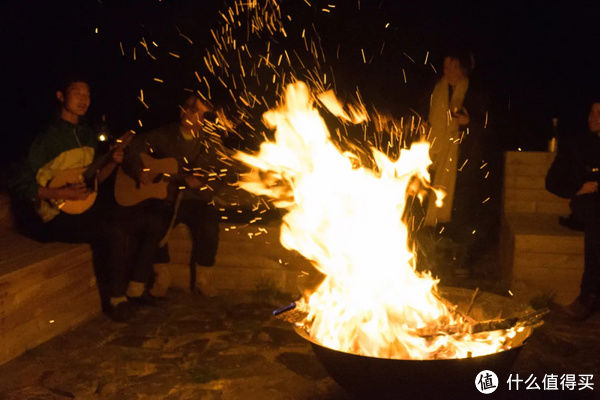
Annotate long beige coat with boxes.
[424,77,469,225]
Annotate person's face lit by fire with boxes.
[443,57,467,87]
[180,96,211,136]
[588,102,600,134]
[56,81,90,120]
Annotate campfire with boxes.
[235,81,544,364]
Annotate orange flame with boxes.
[236,82,514,359]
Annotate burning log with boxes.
[274,300,549,339]
[412,307,549,338]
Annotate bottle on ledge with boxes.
[548,117,558,152]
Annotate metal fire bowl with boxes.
[295,287,534,399]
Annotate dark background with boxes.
[1,0,599,187]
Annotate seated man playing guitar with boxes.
[120,93,231,294]
[10,77,163,322]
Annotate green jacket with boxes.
[12,118,98,222]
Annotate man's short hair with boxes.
[180,92,212,110]
[57,75,89,94]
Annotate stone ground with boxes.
[0,285,598,400]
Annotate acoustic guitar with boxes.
[114,153,181,207]
[47,130,135,214]
[113,151,233,207]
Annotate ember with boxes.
[236,81,543,360]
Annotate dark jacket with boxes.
[458,82,491,170]
[546,132,600,199]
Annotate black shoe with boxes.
[107,301,135,322]
[127,292,162,307]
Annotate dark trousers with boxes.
[447,164,495,264]
[28,201,167,302]
[106,200,170,298]
[31,205,113,309]
[155,199,219,267]
[570,194,600,296]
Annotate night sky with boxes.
[1,0,599,184]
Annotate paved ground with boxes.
[0,285,598,400]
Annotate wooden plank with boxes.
[504,213,583,237]
[0,238,91,277]
[504,200,536,214]
[0,268,96,334]
[504,188,565,203]
[194,265,287,292]
[0,241,90,275]
[0,248,92,302]
[504,163,550,177]
[0,277,98,348]
[0,288,100,365]
[535,201,570,215]
[512,252,584,273]
[0,260,95,326]
[0,245,91,287]
[514,234,583,254]
[504,175,547,190]
[505,151,555,166]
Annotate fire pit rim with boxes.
[293,286,536,362]
[294,325,529,362]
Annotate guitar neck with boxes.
[81,152,112,182]
[82,130,135,184]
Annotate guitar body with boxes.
[48,167,98,214]
[114,154,179,207]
